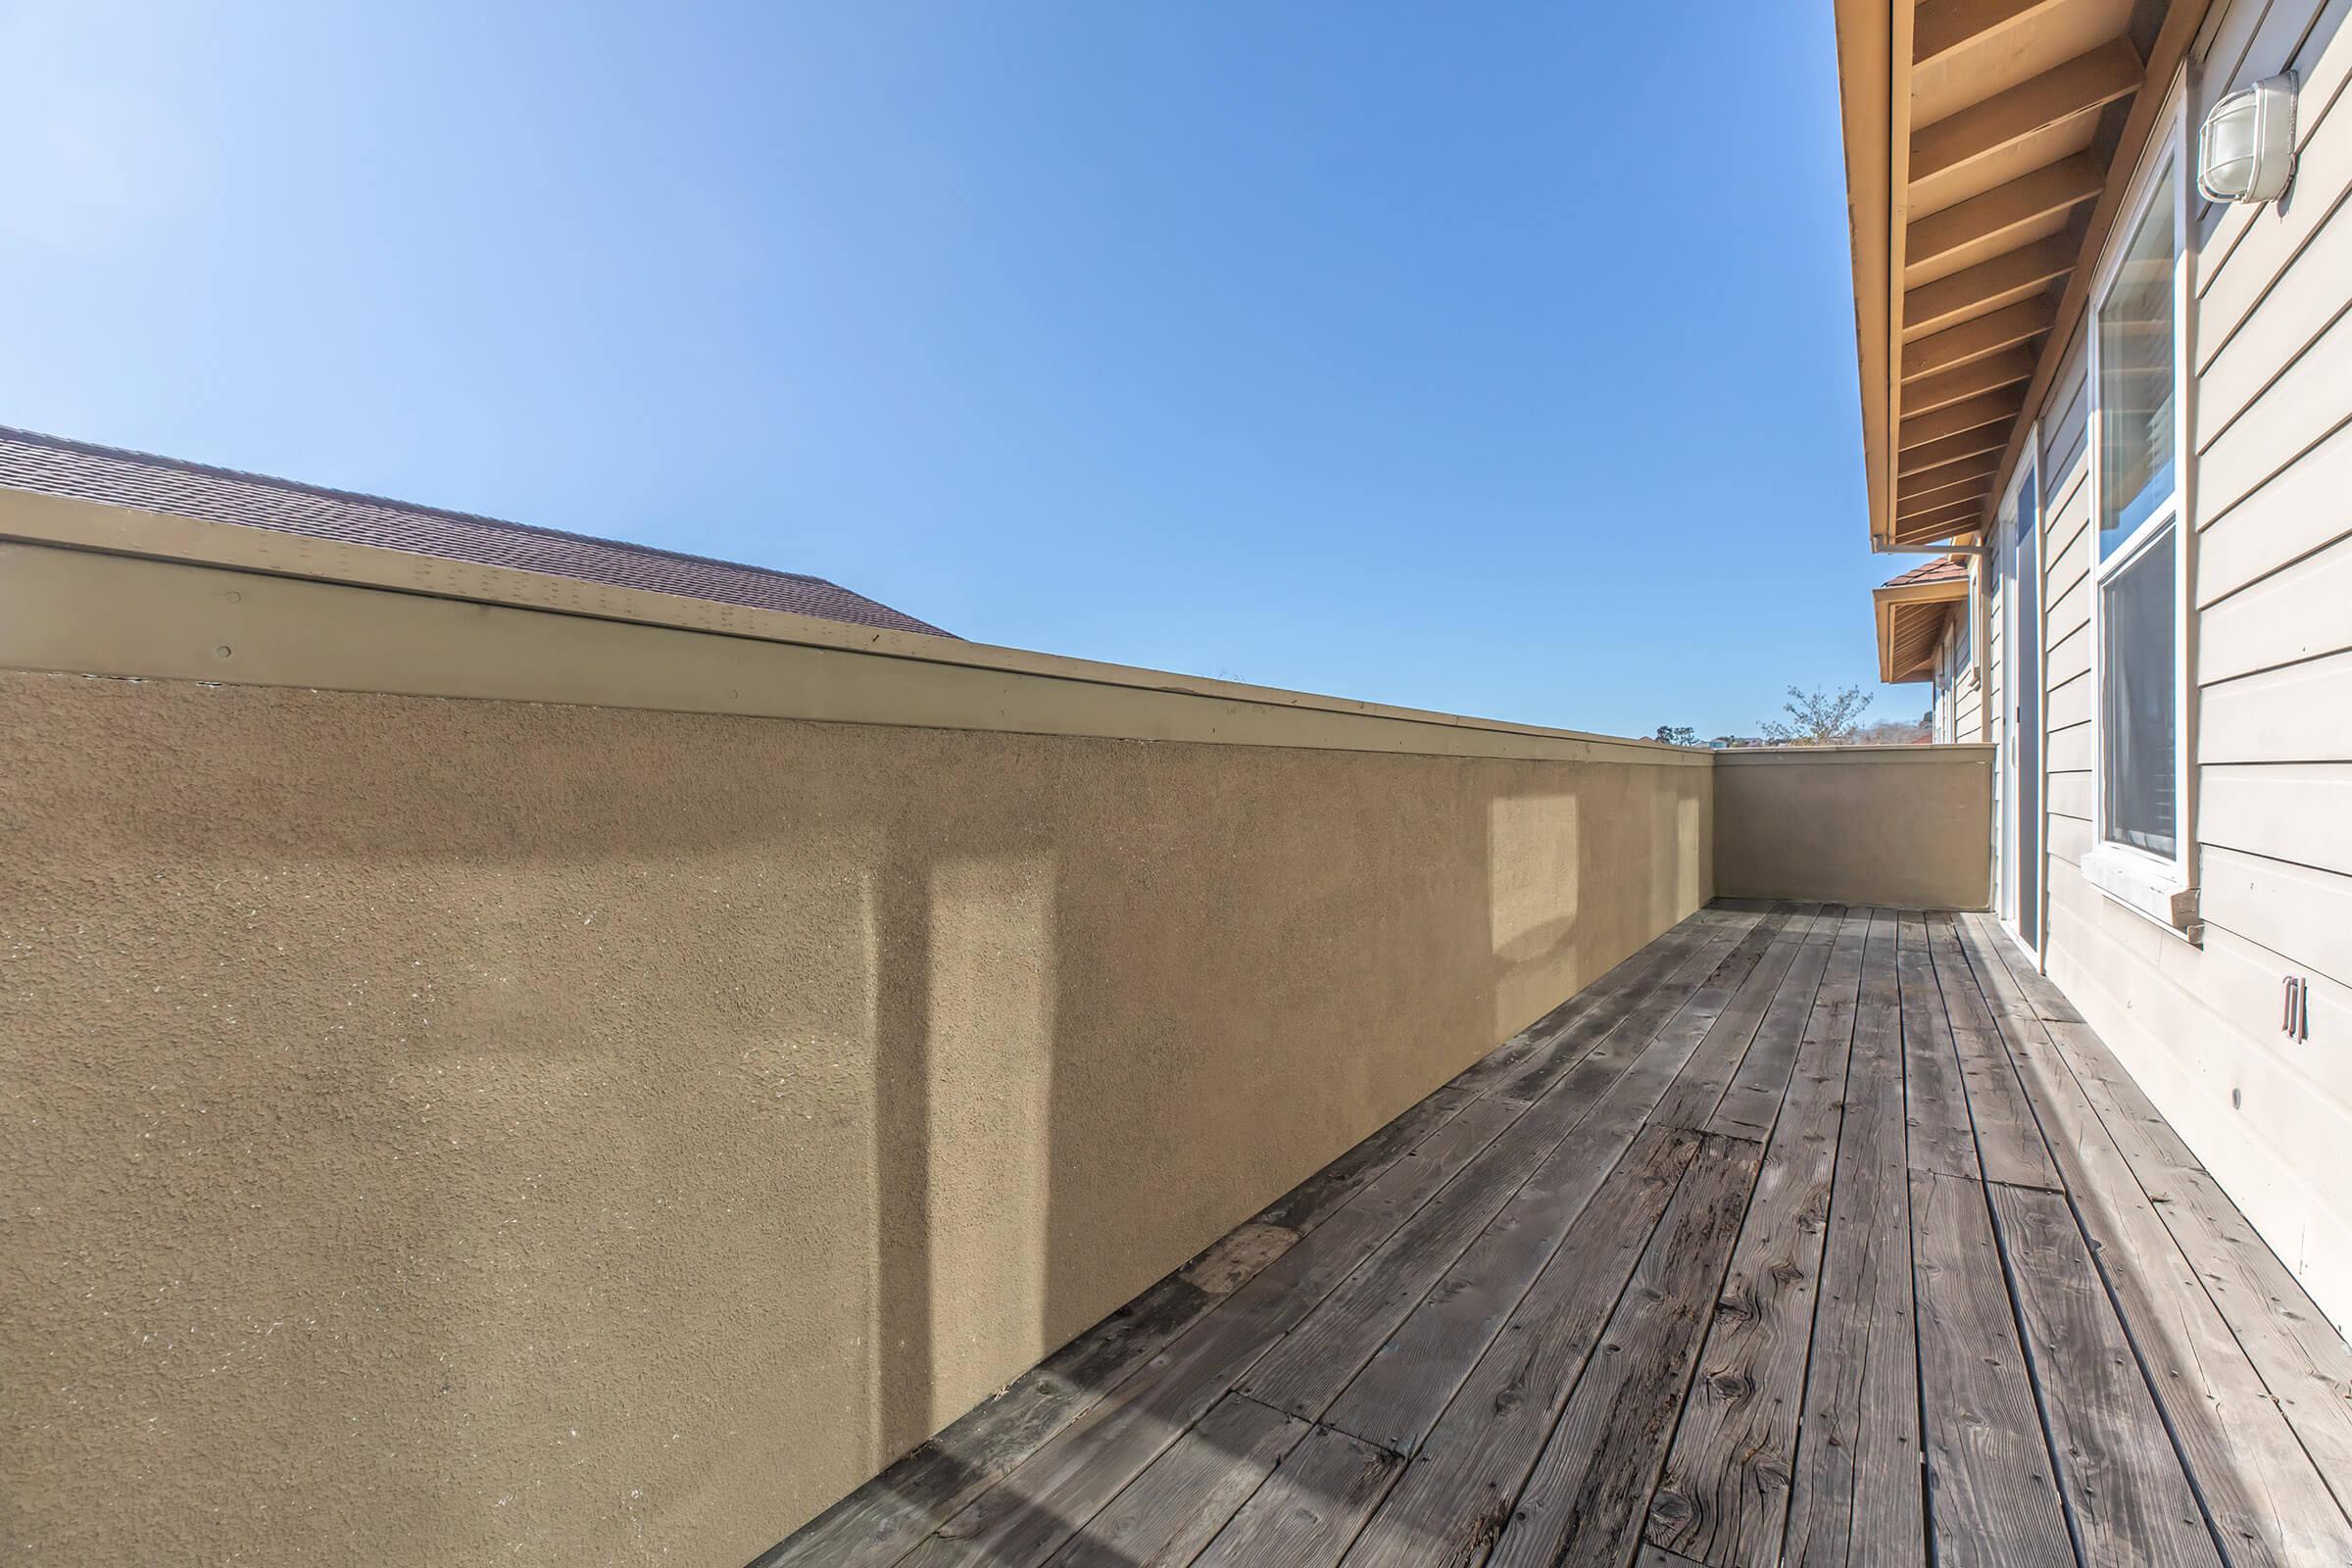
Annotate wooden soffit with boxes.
[1833,0,2215,553]
[1873,563,1970,682]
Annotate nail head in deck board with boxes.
[759,1267,1252,1566]
[1708,928,1844,1142]
[1926,914,2063,1192]
[1332,1127,1702,1566]
[1638,1547,1712,1568]
[1238,932,1705,1422]
[897,1096,1524,1568]
[1986,1183,2225,1568]
[1189,1425,1402,1568]
[1242,918,1781,1428]
[1910,1168,2073,1568]
[1649,928,1863,1566]
[1041,1394,1306,1568]
[1318,1087,1711,1457]
[1250,1079,1484,1239]
[1501,914,1766,1104]
[1493,914,1724,1085]
[1486,1134,1767,1568]
[1646,915,1814,1135]
[1958,912,2352,1568]
[1784,908,1927,1568]
[1897,918,1982,1183]
[2040,1018,2203,1173]
[2139,1161,2352,1500]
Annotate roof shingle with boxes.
[1877,557,1968,590]
[0,426,953,639]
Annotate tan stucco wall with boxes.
[1712,745,1992,909]
[1,653,1708,1564]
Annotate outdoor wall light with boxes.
[2198,72,2297,203]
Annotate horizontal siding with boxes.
[2047,616,2090,690]
[2197,58,2352,373]
[2202,843,2352,984]
[2047,770,2093,821]
[2198,416,2352,608]
[2196,0,2352,301]
[2198,304,2352,522]
[2005,0,2352,1335]
[2044,862,2352,1332]
[2201,647,2352,760]
[2049,810,2093,866]
[2202,529,2352,684]
[2200,761,2352,875]
[2048,718,2092,775]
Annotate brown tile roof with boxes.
[1877,557,1968,590]
[0,426,954,638]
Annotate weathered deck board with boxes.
[1239,912,1782,1425]
[1334,1127,1702,1566]
[763,904,2352,1568]
[1782,907,1925,1568]
[1896,911,1981,1182]
[898,1098,1525,1568]
[1911,1167,2073,1567]
[1486,1135,1765,1568]
[1500,912,1764,1104]
[1313,953,1777,1453]
[1041,1394,1305,1568]
[1646,913,1865,1566]
[1647,909,1822,1134]
[1926,913,2062,1191]
[1956,912,2352,1568]
[1708,909,1846,1142]
[1187,1424,1401,1568]
[1986,1183,2225,1568]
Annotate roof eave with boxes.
[1834,0,1900,554]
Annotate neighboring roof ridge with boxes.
[0,423,835,588]
[0,423,954,638]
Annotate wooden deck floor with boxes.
[763,903,2352,1568]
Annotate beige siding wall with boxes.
[0,537,1712,1566]
[2008,0,2352,1332]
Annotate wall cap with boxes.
[0,489,1709,766]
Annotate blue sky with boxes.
[2,1,1918,739]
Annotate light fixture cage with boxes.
[2198,72,2298,204]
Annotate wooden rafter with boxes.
[1898,424,2009,475]
[1901,297,2056,381]
[1904,347,2035,414]
[1909,39,2143,183]
[1890,496,1991,543]
[1899,453,2004,502]
[1912,0,2071,67]
[1903,234,2078,336]
[1835,0,2207,554]
[1971,0,2212,537]
[1906,152,2105,271]
[1900,390,2023,450]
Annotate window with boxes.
[2087,87,2191,917]
[2100,528,2176,855]
[1949,583,1972,685]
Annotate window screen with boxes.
[2096,169,2177,560]
[2099,526,2177,858]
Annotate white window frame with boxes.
[1996,428,2043,958]
[2083,74,2196,935]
